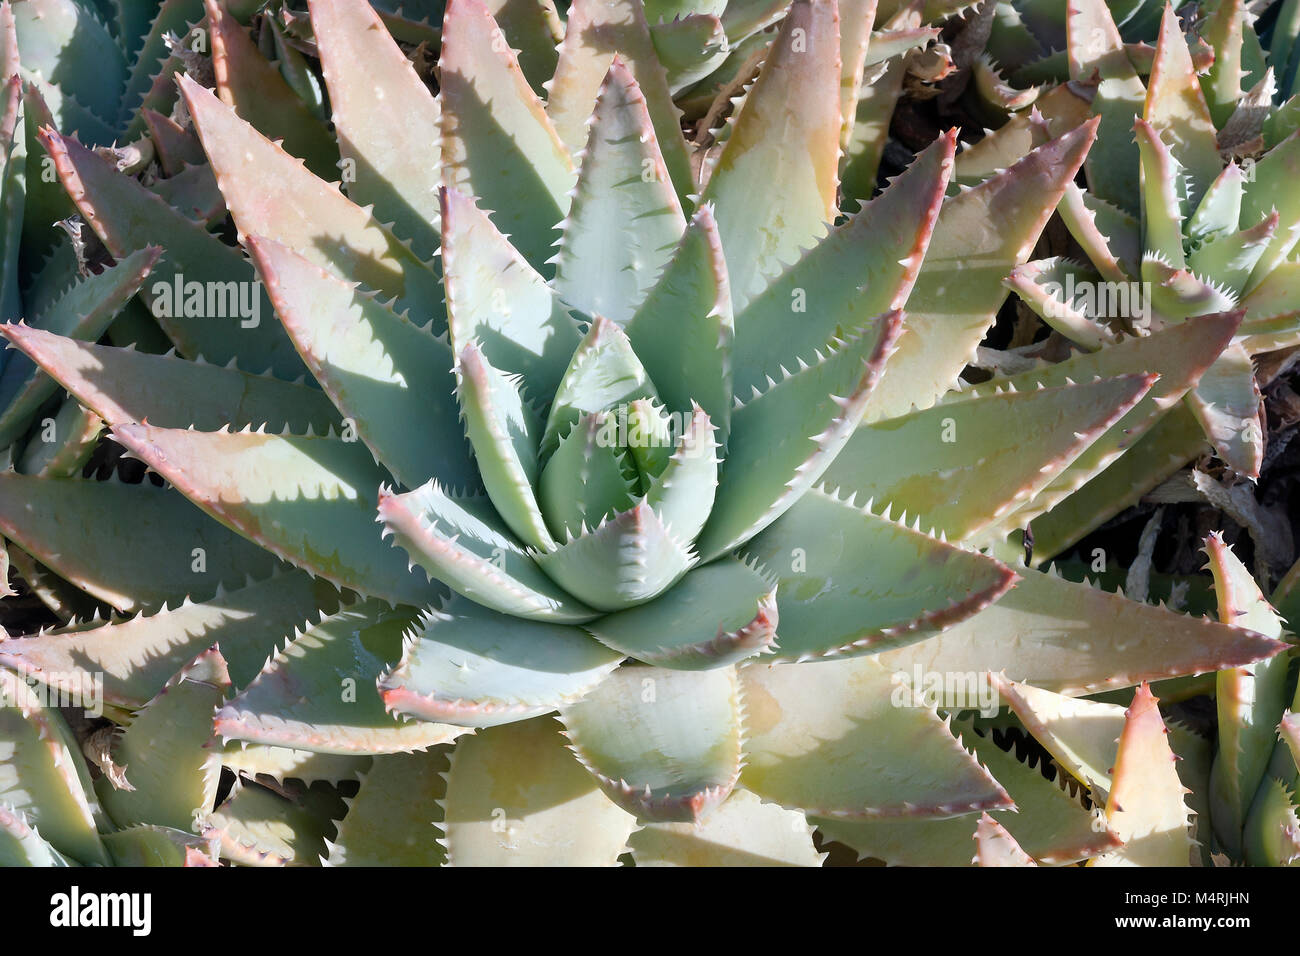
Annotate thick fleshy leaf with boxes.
[378,597,622,728]
[325,749,450,866]
[101,825,219,867]
[815,723,1119,866]
[553,59,686,324]
[204,0,337,178]
[539,411,638,540]
[17,395,101,478]
[1067,0,1144,211]
[637,406,719,546]
[975,813,1038,867]
[627,788,822,866]
[179,76,442,321]
[0,246,160,449]
[219,744,370,785]
[738,137,954,414]
[533,499,696,611]
[650,13,728,94]
[455,342,554,551]
[0,324,341,434]
[0,804,76,867]
[0,569,340,710]
[0,474,281,613]
[110,424,442,606]
[1058,183,1141,282]
[200,780,338,866]
[545,0,691,198]
[698,315,902,560]
[1184,341,1262,479]
[1134,118,1186,270]
[994,675,1124,797]
[624,206,734,443]
[738,487,1016,661]
[560,667,742,822]
[438,0,574,272]
[739,656,1011,818]
[824,375,1154,543]
[440,186,584,400]
[378,481,596,622]
[0,678,107,864]
[98,647,228,832]
[248,235,476,490]
[37,129,308,379]
[1003,258,1123,349]
[215,600,468,754]
[864,120,1098,420]
[701,0,840,309]
[1090,684,1194,866]
[1143,2,1220,210]
[540,316,660,461]
[972,312,1243,543]
[308,0,442,260]
[1243,776,1300,867]
[441,717,636,865]
[1206,533,1291,857]
[583,556,777,668]
[876,565,1285,695]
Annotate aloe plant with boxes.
[0,0,1287,867]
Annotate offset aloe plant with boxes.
[0,0,1289,867]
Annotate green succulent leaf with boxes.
[378,596,623,728]
[378,480,597,623]
[1,324,342,435]
[560,666,742,822]
[740,655,1012,818]
[582,555,777,669]
[539,411,639,540]
[0,246,160,449]
[627,788,822,866]
[37,129,308,379]
[308,0,443,260]
[325,749,451,866]
[179,75,442,322]
[533,499,696,611]
[738,487,1016,661]
[0,804,77,867]
[200,779,339,866]
[1067,0,1145,211]
[101,825,218,867]
[97,646,228,832]
[826,375,1155,543]
[730,130,953,402]
[455,341,555,551]
[546,0,692,200]
[865,120,1098,420]
[248,235,476,491]
[204,0,338,179]
[624,206,734,445]
[1184,341,1263,479]
[215,600,469,754]
[1090,684,1194,867]
[875,564,1285,695]
[110,424,443,606]
[702,0,841,309]
[0,474,282,613]
[438,0,574,272]
[815,721,1120,866]
[1207,533,1291,857]
[440,186,584,401]
[0,679,108,864]
[441,716,636,865]
[0,569,340,710]
[698,315,901,560]
[541,316,659,461]
[553,58,686,325]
